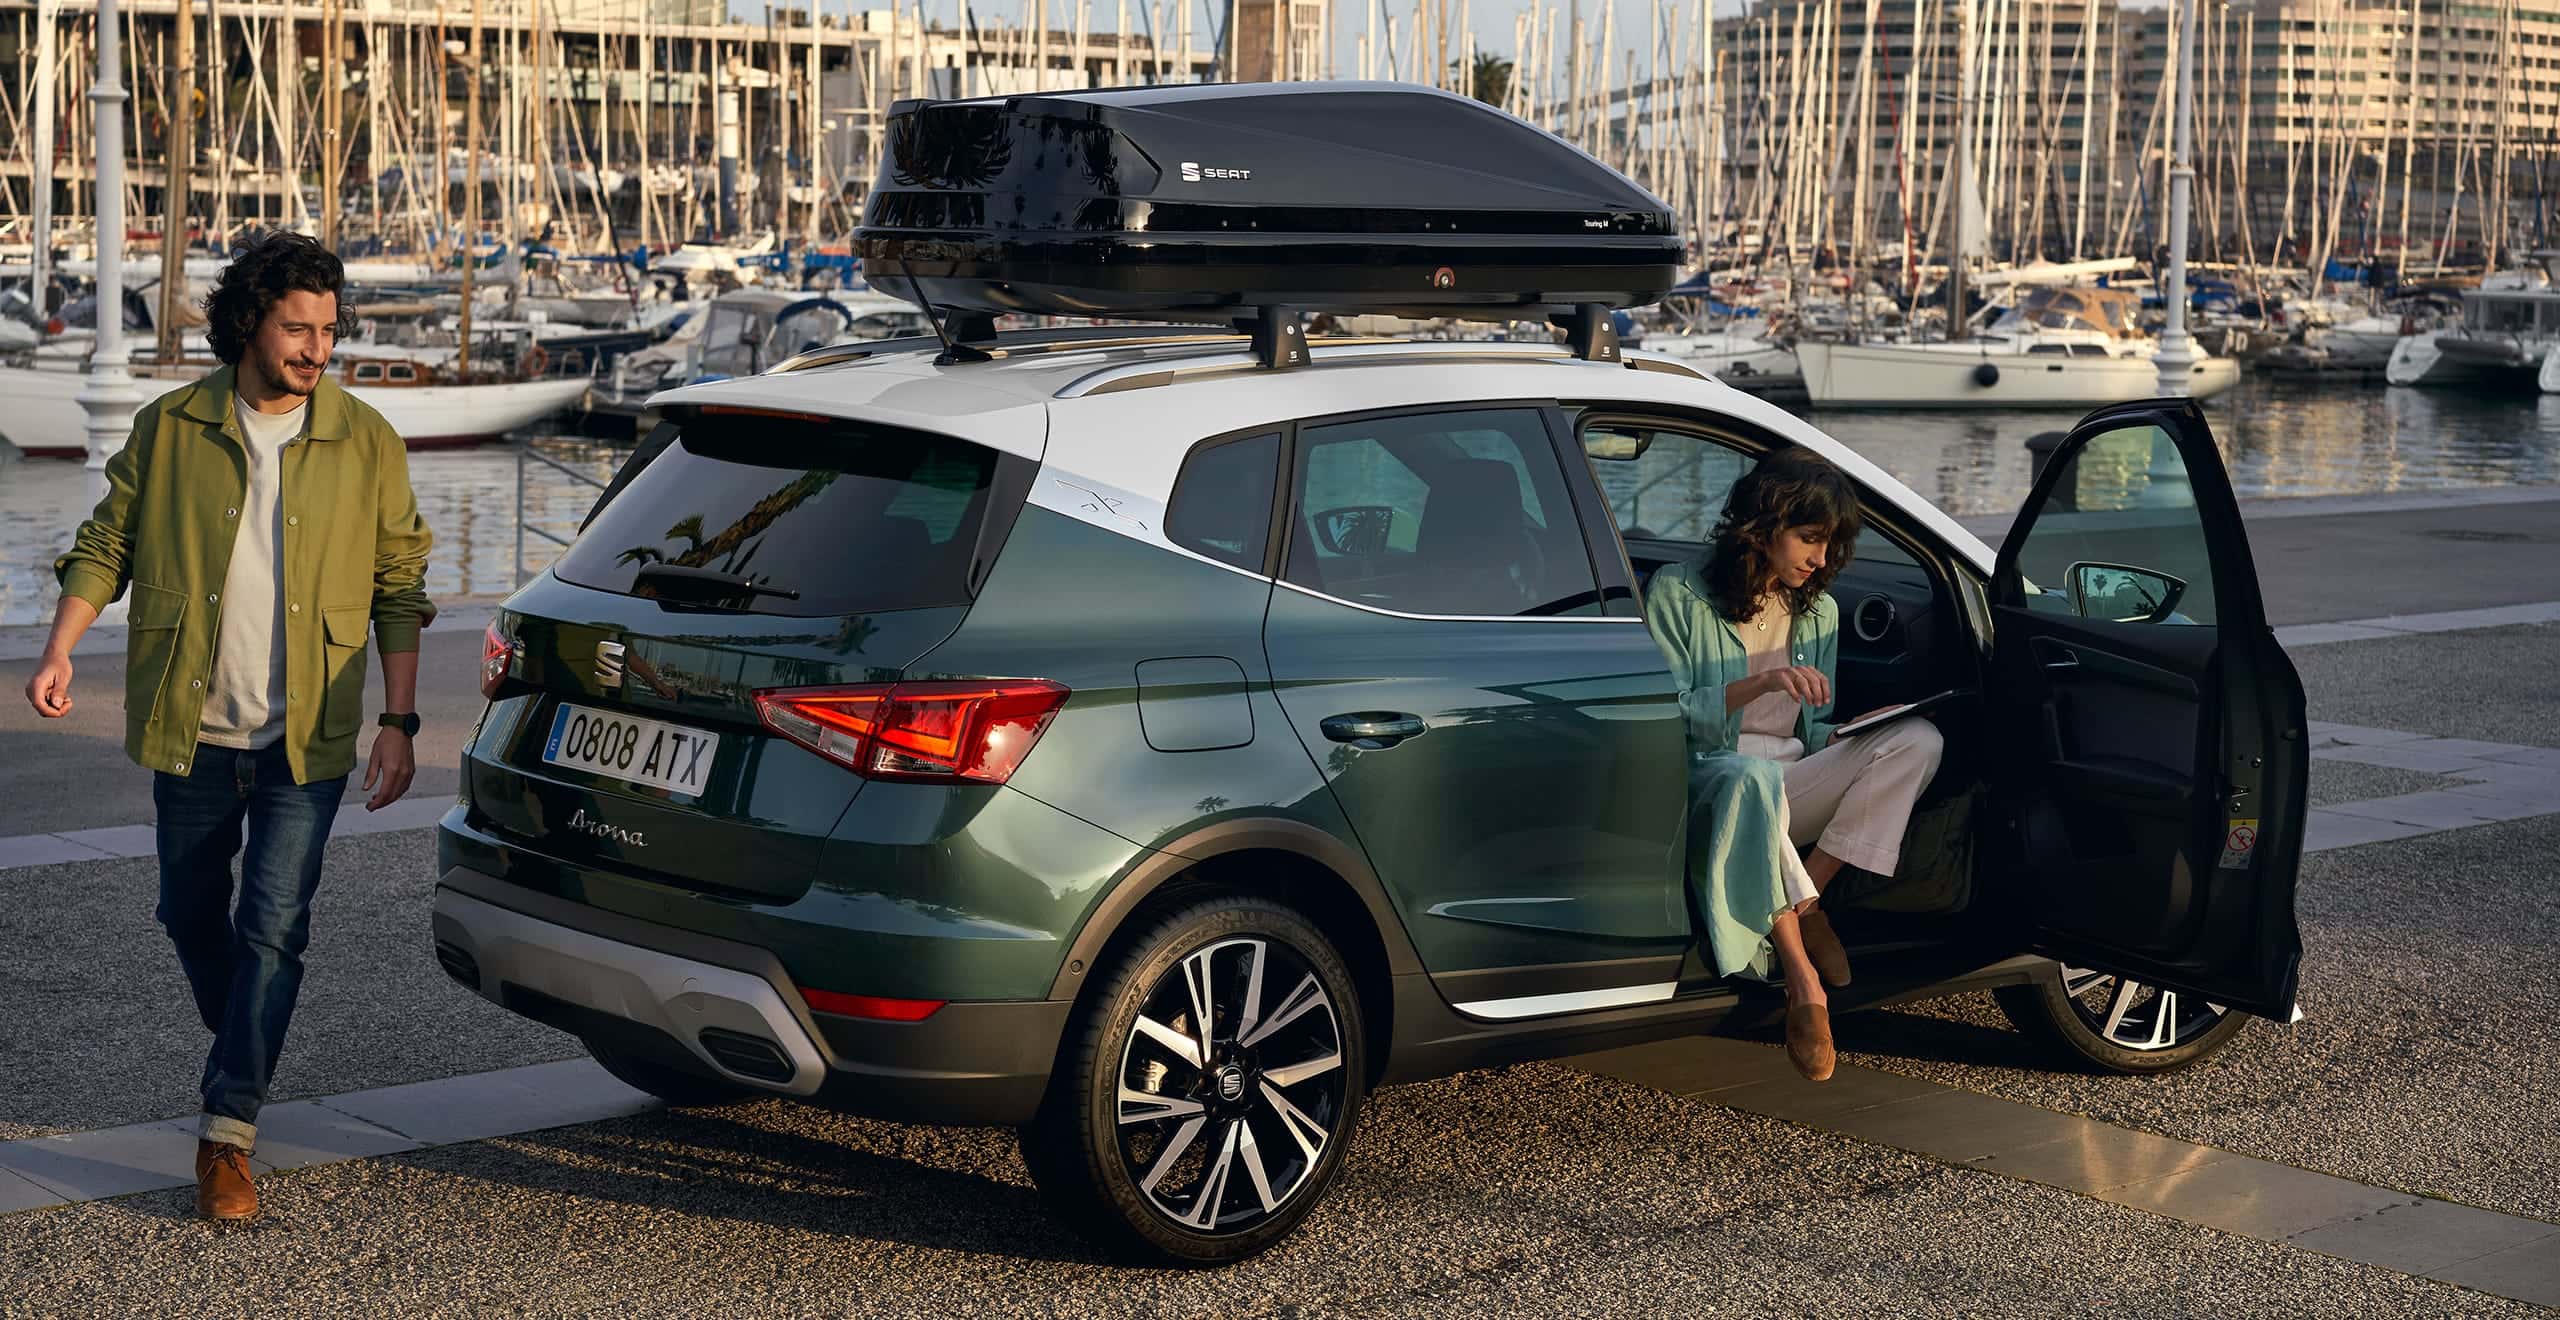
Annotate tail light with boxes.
[754,679,1070,785]
[480,620,515,700]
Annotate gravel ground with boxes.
[2289,622,2560,748]
[1838,811,2560,1223]
[0,828,577,1139]
[0,1065,2533,1319]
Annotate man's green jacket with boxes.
[54,365,436,784]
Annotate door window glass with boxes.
[1581,423,1753,544]
[1165,432,1280,571]
[1288,409,1603,617]
[2011,423,2218,626]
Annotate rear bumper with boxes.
[431,865,1070,1125]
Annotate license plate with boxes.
[542,703,719,796]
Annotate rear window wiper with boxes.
[632,564,804,607]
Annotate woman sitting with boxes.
[1645,447,1944,1082]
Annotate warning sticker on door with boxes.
[2217,819,2260,870]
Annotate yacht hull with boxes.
[1797,340,2239,408]
[0,367,590,458]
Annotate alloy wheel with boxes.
[2058,965,2229,1052]
[1115,936,1347,1233]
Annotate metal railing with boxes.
[514,435,613,588]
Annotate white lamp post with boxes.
[78,0,145,516]
[2153,0,2202,397]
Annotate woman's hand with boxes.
[1763,666,1831,707]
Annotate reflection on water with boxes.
[1809,376,2560,517]
[3,376,2557,626]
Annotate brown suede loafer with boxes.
[1800,907,1854,988]
[1785,1003,1836,1082]
[196,1140,257,1221]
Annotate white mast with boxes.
[30,0,58,323]
[2153,0,2200,396]
[80,0,143,519]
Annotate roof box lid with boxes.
[853,82,1683,323]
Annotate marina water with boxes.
[4,375,2555,628]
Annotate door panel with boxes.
[1991,400,2308,1020]
[1263,407,1691,988]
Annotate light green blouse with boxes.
[1643,560,1842,979]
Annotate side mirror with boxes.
[1311,505,1395,556]
[2067,561,2187,624]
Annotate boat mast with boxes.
[158,0,194,362]
[2153,0,2199,395]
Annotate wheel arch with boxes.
[1045,817,1421,1086]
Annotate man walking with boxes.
[23,231,435,1221]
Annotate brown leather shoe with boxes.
[196,1140,257,1221]
[1785,1003,1836,1082]
[1800,907,1854,988]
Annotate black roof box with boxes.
[853,82,1682,323]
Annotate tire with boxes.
[1020,896,1367,1267]
[1994,963,2250,1075]
[583,1036,765,1107]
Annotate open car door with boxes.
[1988,398,2308,1021]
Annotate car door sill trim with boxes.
[1452,981,1681,1020]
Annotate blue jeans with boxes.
[153,741,348,1148]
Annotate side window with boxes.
[1287,409,1603,617]
[1165,432,1280,571]
[1582,422,1754,544]
[2011,424,2218,626]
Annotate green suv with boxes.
[432,330,2306,1263]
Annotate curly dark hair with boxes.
[1703,446,1863,623]
[202,230,356,365]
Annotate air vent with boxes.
[434,940,481,990]
[697,1027,794,1083]
[1852,594,1897,643]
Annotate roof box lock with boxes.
[855,83,1683,365]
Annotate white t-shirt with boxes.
[196,397,307,750]
[1736,593,1806,763]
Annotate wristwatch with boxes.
[378,711,422,737]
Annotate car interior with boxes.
[1578,413,1994,955]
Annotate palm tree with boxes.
[1456,53,1514,109]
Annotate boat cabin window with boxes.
[2473,297,2538,334]
[351,362,385,383]
[387,363,418,383]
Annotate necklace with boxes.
[1753,593,1777,633]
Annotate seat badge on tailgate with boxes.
[595,640,627,688]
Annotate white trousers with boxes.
[1769,718,1945,908]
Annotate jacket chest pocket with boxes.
[125,582,189,717]
[321,606,371,737]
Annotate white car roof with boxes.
[650,338,1998,576]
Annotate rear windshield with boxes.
[555,412,1001,616]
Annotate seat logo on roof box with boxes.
[1180,161,1253,183]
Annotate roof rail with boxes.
[767,325,1253,375]
[1056,338,1695,399]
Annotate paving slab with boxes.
[0,834,116,869]
[0,1167,66,1214]
[2286,1198,2560,1276]
[322,1059,655,1146]
[1699,1058,1946,1122]
[1817,1088,2095,1164]
[2313,744,2497,775]
[2318,792,2517,830]
[245,1101,422,1174]
[2103,1156,2414,1241]
[46,823,161,859]
[0,1119,200,1201]
[1969,1120,2241,1195]
[2303,809,2433,851]
[2426,1233,2560,1309]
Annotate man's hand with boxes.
[25,651,74,717]
[363,728,416,810]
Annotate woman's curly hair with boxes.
[203,230,356,365]
[1703,445,1863,623]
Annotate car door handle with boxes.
[1321,712,1427,746]
[2035,640,2082,671]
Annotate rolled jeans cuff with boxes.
[201,1113,257,1151]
